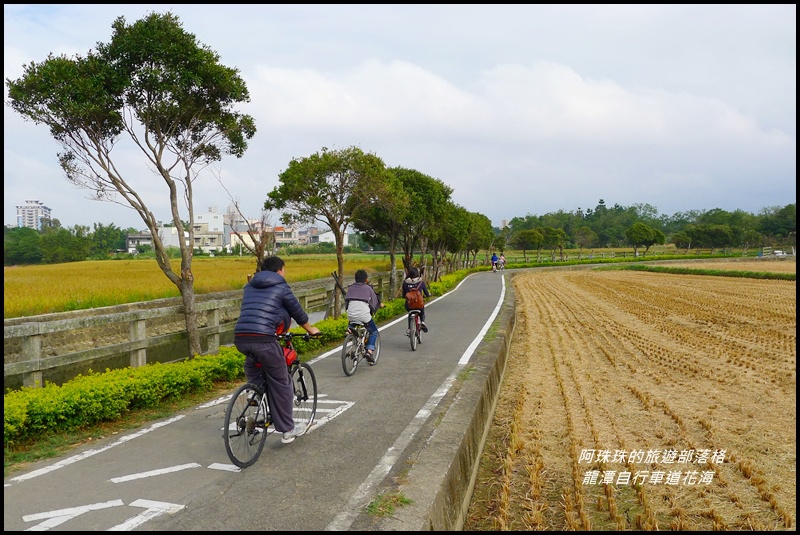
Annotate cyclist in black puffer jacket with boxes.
[234,256,320,444]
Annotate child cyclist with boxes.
[344,269,384,363]
[402,266,431,333]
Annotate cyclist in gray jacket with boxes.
[344,269,384,363]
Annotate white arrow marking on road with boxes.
[107,499,185,531]
[22,499,124,531]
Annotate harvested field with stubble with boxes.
[465,266,796,531]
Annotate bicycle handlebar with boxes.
[277,332,322,342]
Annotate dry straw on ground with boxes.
[466,261,796,531]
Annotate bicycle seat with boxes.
[346,322,367,335]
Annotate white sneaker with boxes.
[281,423,307,444]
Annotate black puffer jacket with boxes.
[234,270,309,336]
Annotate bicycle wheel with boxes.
[410,315,418,351]
[341,332,359,376]
[291,362,318,430]
[369,330,382,365]
[224,383,268,468]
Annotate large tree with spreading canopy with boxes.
[6,11,256,357]
[264,146,393,317]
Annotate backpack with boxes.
[406,283,424,309]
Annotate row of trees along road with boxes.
[5,201,794,267]
[5,11,488,359]
[7,11,795,359]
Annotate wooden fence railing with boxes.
[4,273,393,390]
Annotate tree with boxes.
[574,225,598,259]
[222,191,275,271]
[511,228,543,263]
[264,146,392,317]
[625,222,655,257]
[542,227,566,261]
[4,226,43,265]
[350,167,408,296]
[428,202,470,281]
[6,12,256,357]
[671,230,692,252]
[642,227,666,255]
[89,222,127,258]
[392,167,454,273]
[759,204,796,242]
[465,212,494,268]
[703,224,734,254]
[739,229,763,256]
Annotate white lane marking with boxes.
[10,416,185,483]
[325,376,457,531]
[107,499,185,531]
[197,395,229,408]
[459,273,505,365]
[325,272,505,531]
[208,463,241,472]
[110,463,201,483]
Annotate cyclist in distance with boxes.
[233,256,320,444]
[344,269,384,363]
[491,252,499,271]
[402,266,431,333]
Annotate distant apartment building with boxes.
[196,206,224,233]
[126,222,224,255]
[16,200,51,230]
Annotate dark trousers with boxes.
[234,337,295,433]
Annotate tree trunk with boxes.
[335,234,345,318]
[389,235,399,298]
[179,275,202,357]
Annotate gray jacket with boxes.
[345,282,381,315]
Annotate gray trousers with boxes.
[234,337,295,433]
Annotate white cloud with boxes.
[4,4,795,230]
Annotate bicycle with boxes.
[223,332,318,468]
[341,322,381,376]
[407,310,423,351]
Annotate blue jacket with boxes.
[234,270,309,336]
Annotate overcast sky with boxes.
[4,4,796,231]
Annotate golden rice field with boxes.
[466,262,796,531]
[3,255,394,319]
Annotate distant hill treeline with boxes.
[4,201,796,266]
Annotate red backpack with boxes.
[406,283,424,309]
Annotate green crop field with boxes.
[3,254,395,319]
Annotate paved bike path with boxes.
[3,271,508,531]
